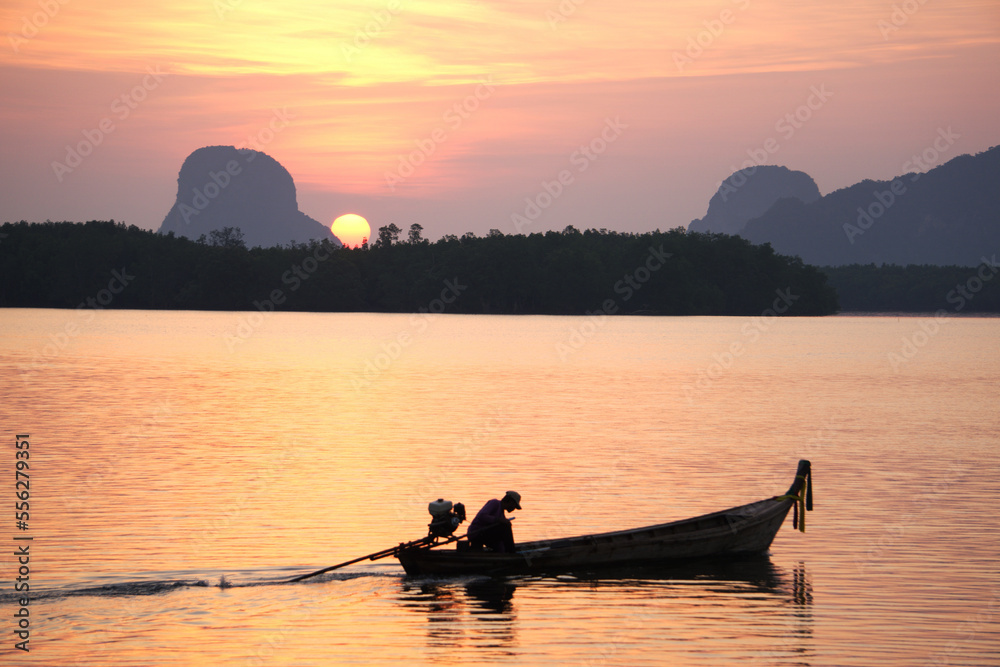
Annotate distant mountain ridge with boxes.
[691,145,1000,266]
[688,165,820,235]
[158,145,338,248]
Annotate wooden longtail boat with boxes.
[396,460,812,576]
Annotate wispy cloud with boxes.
[5,0,996,81]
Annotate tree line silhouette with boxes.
[0,220,845,315]
[823,263,1000,313]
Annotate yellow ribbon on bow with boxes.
[774,472,812,533]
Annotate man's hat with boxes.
[504,490,522,509]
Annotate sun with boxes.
[331,213,371,248]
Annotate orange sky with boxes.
[1,0,998,238]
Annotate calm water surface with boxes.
[0,309,997,666]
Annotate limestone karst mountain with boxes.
[688,165,821,236]
[689,146,1000,266]
[158,145,339,248]
[737,146,1000,266]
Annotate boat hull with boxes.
[397,460,810,576]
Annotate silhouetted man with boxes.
[468,491,521,553]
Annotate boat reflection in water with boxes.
[396,557,814,662]
[463,578,517,614]
[398,578,519,649]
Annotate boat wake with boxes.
[0,579,211,604]
[0,569,401,604]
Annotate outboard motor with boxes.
[427,499,466,538]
